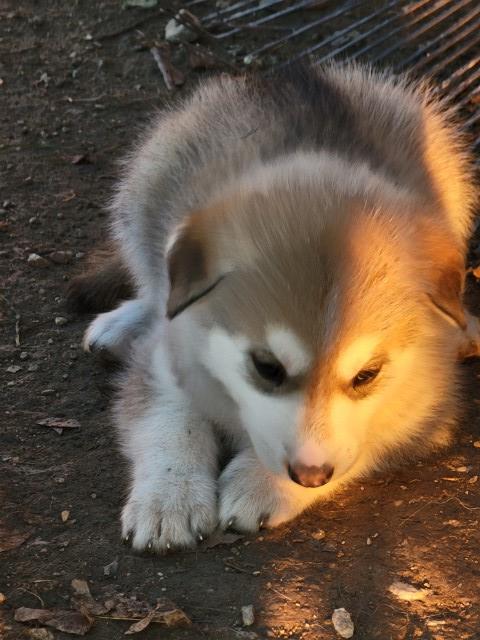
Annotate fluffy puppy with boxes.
[72,62,479,552]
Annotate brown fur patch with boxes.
[66,244,134,313]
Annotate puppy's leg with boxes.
[458,310,480,359]
[219,448,332,533]
[117,342,218,552]
[83,299,154,360]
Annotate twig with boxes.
[14,588,45,607]
[223,560,254,574]
[15,314,20,346]
[150,45,184,91]
[63,94,106,103]
[268,586,295,602]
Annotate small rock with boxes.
[49,250,73,264]
[312,529,326,541]
[28,363,39,372]
[27,253,49,268]
[473,441,480,448]
[19,351,29,360]
[388,581,427,601]
[468,475,478,484]
[332,608,354,638]
[61,510,70,522]
[7,365,22,373]
[47,338,54,345]
[55,316,68,326]
[241,604,254,627]
[0,592,6,604]
[165,17,197,43]
[103,557,119,577]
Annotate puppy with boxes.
[72,62,479,553]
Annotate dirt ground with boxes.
[1,2,480,639]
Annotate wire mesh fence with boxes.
[182,0,480,149]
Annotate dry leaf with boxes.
[125,610,156,635]
[71,579,110,616]
[0,523,31,552]
[201,530,244,549]
[71,579,91,597]
[37,418,80,430]
[389,581,428,601]
[14,607,93,635]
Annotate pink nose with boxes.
[288,462,334,488]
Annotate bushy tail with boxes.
[66,244,134,313]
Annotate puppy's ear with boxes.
[166,212,224,319]
[420,221,466,330]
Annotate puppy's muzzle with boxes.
[288,462,334,488]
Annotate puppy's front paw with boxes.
[83,299,152,360]
[219,450,303,533]
[121,472,217,553]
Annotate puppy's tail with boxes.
[66,244,134,313]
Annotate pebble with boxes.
[103,557,119,577]
[27,253,49,268]
[0,592,6,604]
[61,510,70,522]
[47,338,54,345]
[474,441,480,448]
[165,17,197,43]
[49,250,73,264]
[19,351,29,360]
[55,316,68,326]
[28,363,39,372]
[312,529,326,541]
[7,365,22,373]
[332,608,354,638]
[388,581,427,601]
[241,604,255,627]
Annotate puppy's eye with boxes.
[352,366,381,390]
[251,351,286,387]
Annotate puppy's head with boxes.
[166,158,464,488]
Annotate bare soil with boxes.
[1,2,480,639]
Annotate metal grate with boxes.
[182,0,480,149]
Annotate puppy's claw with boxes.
[198,533,204,542]
[166,542,171,550]
[123,531,132,546]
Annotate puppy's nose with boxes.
[288,462,334,488]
